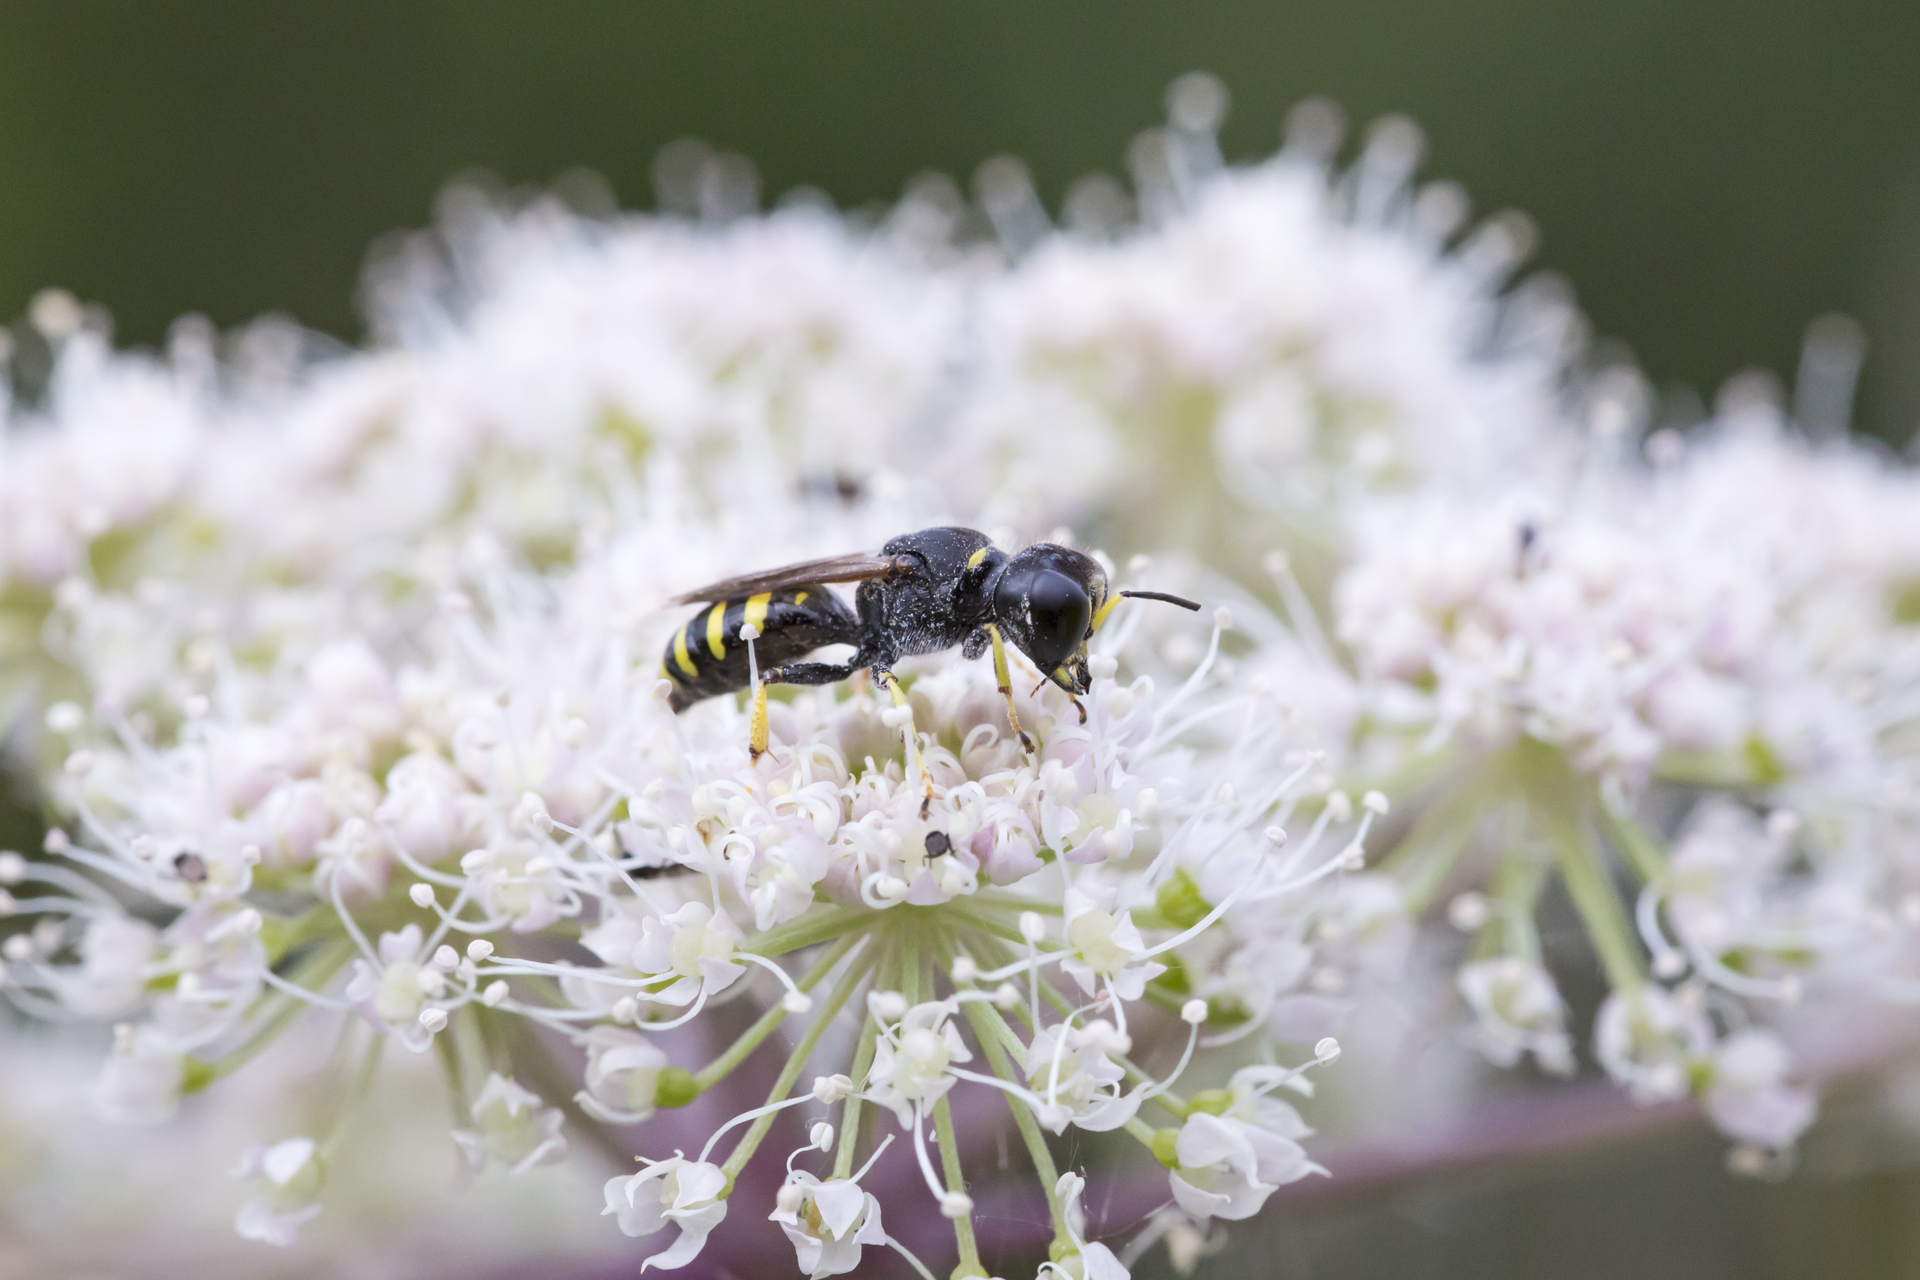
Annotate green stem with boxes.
[920,928,984,1276]
[319,1032,385,1163]
[962,998,1067,1241]
[1550,814,1644,993]
[1488,841,1550,965]
[1598,803,1670,886]
[743,906,874,958]
[969,892,1062,916]
[197,941,353,1085]
[834,932,899,1180]
[721,939,874,1181]
[1381,765,1498,913]
[932,1094,981,1271]
[694,930,864,1092]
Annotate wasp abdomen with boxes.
[662,587,859,712]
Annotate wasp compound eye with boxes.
[1022,569,1092,672]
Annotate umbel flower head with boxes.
[23,506,1363,1273]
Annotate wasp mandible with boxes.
[661,527,1200,806]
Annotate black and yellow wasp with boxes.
[662,526,1199,772]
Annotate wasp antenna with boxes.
[1120,590,1203,611]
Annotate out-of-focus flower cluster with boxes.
[1,69,1914,1276]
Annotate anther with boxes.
[812,1074,855,1104]
[939,1191,974,1218]
[409,884,436,908]
[611,996,639,1023]
[0,852,23,885]
[482,981,509,1007]
[467,939,494,961]
[782,991,813,1014]
[1181,999,1209,1025]
[993,983,1020,1010]
[1264,825,1288,846]
[809,1121,835,1151]
[950,955,979,985]
[1314,1037,1342,1062]
[418,1008,449,1033]
[1362,790,1390,815]
[1019,912,1047,943]
[870,991,908,1023]
[432,945,460,970]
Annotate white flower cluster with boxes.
[22,510,1363,1274]
[4,68,1915,1275]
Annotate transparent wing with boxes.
[669,553,912,605]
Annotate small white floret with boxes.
[1447,892,1490,931]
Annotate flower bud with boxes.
[812,1074,855,1104]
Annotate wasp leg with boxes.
[761,660,867,686]
[749,679,770,762]
[1068,694,1087,726]
[749,659,870,762]
[874,668,935,819]
[983,622,1035,754]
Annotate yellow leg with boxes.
[985,623,1035,754]
[877,670,935,818]
[743,623,770,763]
[749,679,770,762]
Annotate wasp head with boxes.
[993,543,1109,696]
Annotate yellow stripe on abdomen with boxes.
[705,602,728,659]
[744,593,772,634]
[672,626,698,678]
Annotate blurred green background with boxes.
[1,1,1918,439]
